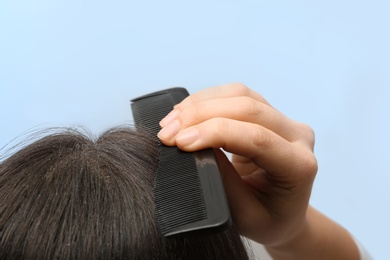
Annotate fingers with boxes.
[162,96,303,144]
[214,149,311,243]
[157,83,317,181]
[160,83,269,129]
[174,118,317,182]
[157,83,319,245]
[159,83,315,149]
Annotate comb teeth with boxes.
[131,88,207,235]
[154,147,207,234]
[131,99,172,141]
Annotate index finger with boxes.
[174,118,317,182]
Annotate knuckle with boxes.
[208,118,229,148]
[214,117,228,134]
[191,102,204,121]
[240,97,262,116]
[297,123,316,148]
[179,104,202,127]
[230,82,250,95]
[252,127,273,150]
[300,152,318,179]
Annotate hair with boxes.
[0,127,250,259]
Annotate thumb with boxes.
[214,149,269,237]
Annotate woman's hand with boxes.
[158,83,360,259]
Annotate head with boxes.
[0,127,250,259]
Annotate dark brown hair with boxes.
[0,127,250,259]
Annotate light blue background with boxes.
[1,0,389,258]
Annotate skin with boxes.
[157,83,360,260]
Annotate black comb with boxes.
[131,87,231,237]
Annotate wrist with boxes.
[264,206,312,259]
[265,205,360,260]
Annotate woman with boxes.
[0,83,368,259]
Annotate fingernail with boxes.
[176,128,199,146]
[158,120,181,140]
[160,109,180,127]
